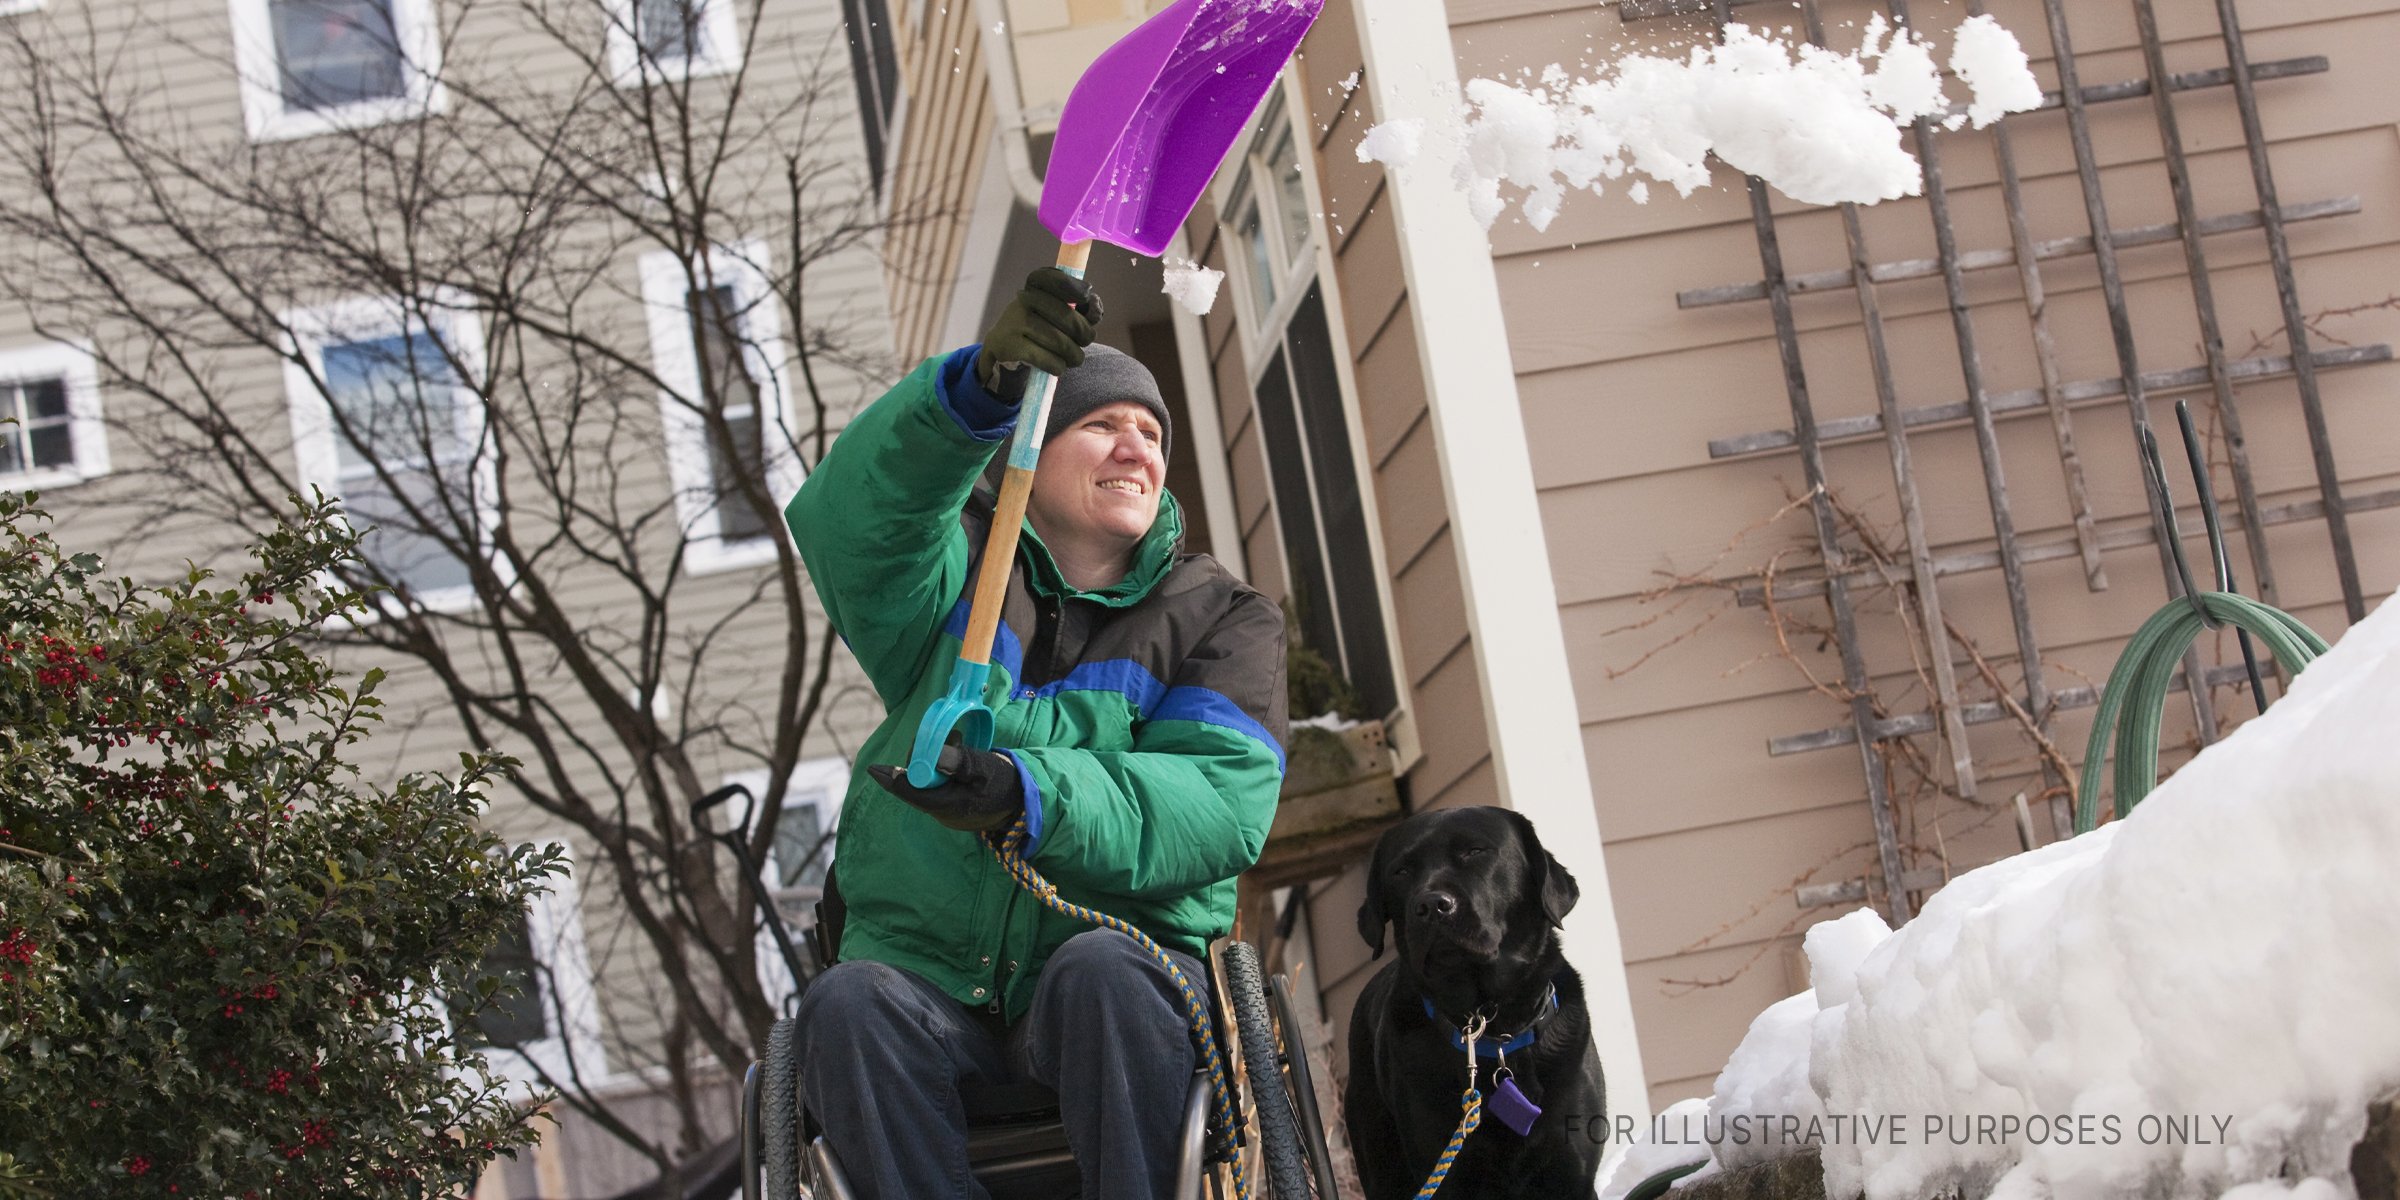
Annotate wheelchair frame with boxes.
[694,781,1337,1200]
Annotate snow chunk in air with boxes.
[1160,259,1224,317]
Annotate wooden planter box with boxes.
[1247,718,1403,891]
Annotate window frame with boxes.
[1208,77,1416,748]
[227,0,449,143]
[637,240,803,576]
[720,758,849,1012]
[603,0,744,87]
[0,340,109,491]
[281,292,501,617]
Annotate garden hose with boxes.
[2075,591,2327,833]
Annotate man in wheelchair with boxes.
[784,267,1288,1199]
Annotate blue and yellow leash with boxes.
[983,818,1253,1200]
[1413,1012,1488,1198]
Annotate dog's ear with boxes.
[1505,809,1580,928]
[1356,838,1390,960]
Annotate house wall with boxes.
[0,0,896,1192]
[883,0,995,362]
[1424,0,2400,1111]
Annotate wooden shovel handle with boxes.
[957,240,1092,666]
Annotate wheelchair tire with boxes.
[1269,972,1340,1200]
[1221,940,1311,1198]
[761,1017,803,1200]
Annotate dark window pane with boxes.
[270,0,406,113]
[0,427,23,476]
[636,0,698,61]
[453,912,547,1050]
[1252,351,1340,675]
[1285,285,1394,717]
[689,285,771,541]
[27,378,67,420]
[713,409,770,540]
[772,801,828,890]
[28,424,73,471]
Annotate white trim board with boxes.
[1347,0,1650,1123]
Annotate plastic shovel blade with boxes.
[909,658,997,788]
[1040,0,1325,256]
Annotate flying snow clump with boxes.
[1160,259,1225,316]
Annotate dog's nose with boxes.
[1414,891,1458,921]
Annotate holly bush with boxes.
[0,493,563,1198]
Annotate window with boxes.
[840,0,901,193]
[448,844,607,1094]
[0,342,107,491]
[283,295,497,613]
[719,759,849,1011]
[228,0,446,142]
[638,242,802,574]
[1220,97,1402,721]
[605,0,742,85]
[451,912,547,1050]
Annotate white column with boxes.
[1349,0,1652,1125]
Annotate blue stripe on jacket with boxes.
[939,599,1286,772]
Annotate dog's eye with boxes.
[1458,846,1489,859]
[1389,864,1412,878]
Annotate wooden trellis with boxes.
[1622,0,2392,921]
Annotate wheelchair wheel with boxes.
[761,1017,803,1200]
[1221,940,1312,1198]
[1269,971,1340,1200]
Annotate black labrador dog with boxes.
[1346,806,1606,1200]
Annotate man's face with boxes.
[1029,400,1166,553]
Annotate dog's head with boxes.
[1356,806,1579,997]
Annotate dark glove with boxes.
[865,737,1024,833]
[976,268,1105,400]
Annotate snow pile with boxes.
[1160,259,1225,316]
[1357,15,2042,225]
[1596,1097,1714,1200]
[1695,588,2400,1200]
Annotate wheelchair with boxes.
[693,783,1339,1200]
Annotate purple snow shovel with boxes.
[909,0,1323,786]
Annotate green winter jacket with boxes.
[786,347,1288,1020]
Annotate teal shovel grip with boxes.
[909,658,997,787]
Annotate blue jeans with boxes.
[793,929,1204,1200]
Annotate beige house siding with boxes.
[0,0,896,1191]
[883,0,996,362]
[1431,0,2400,1110]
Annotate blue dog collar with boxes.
[1422,982,1560,1061]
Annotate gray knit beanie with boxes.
[1044,344,1172,464]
